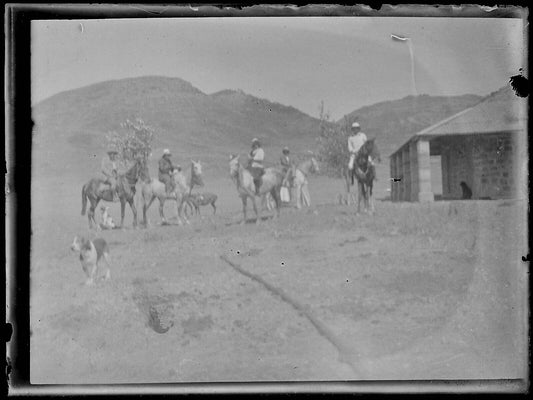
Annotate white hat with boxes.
[351,122,360,128]
[163,149,171,155]
[252,138,259,143]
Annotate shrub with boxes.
[316,102,357,178]
[106,118,155,162]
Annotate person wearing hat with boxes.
[101,147,120,202]
[158,149,177,195]
[247,138,265,195]
[348,122,368,172]
[280,147,292,173]
[280,147,294,202]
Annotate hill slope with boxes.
[32,76,482,185]
[340,93,483,157]
[32,76,323,180]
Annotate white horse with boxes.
[229,154,284,224]
[141,160,203,226]
[286,156,319,209]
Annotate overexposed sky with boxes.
[32,16,526,119]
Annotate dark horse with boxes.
[345,138,381,214]
[81,158,149,229]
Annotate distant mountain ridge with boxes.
[32,76,323,179]
[339,93,483,157]
[32,76,483,183]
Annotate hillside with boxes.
[32,76,323,180]
[340,93,483,157]
[32,76,482,185]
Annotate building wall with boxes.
[471,132,516,199]
[441,132,516,199]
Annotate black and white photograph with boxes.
[6,3,529,394]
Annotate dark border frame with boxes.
[5,2,529,395]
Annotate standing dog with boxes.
[70,236,111,285]
[186,192,218,216]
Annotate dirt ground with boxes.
[28,173,528,384]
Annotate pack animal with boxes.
[70,236,111,285]
[186,192,218,216]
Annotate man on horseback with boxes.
[348,122,368,175]
[158,149,176,195]
[101,147,120,202]
[247,138,265,195]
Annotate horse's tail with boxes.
[81,183,88,215]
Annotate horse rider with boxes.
[247,138,265,195]
[158,148,177,195]
[348,122,368,173]
[101,147,120,202]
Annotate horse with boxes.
[141,160,203,226]
[81,158,149,230]
[229,154,284,224]
[344,138,381,214]
[285,156,319,209]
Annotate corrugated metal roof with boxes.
[390,85,528,157]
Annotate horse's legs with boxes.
[88,197,100,230]
[212,202,216,215]
[143,195,156,226]
[293,183,300,209]
[271,187,281,219]
[119,199,126,228]
[356,181,363,214]
[302,183,310,207]
[128,197,138,228]
[252,195,260,224]
[241,196,248,224]
[177,198,190,225]
[159,198,167,224]
[369,183,375,214]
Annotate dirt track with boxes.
[29,174,527,383]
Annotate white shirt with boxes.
[250,148,265,168]
[348,132,367,154]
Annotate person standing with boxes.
[280,146,294,202]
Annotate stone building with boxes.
[390,86,527,202]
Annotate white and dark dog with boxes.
[100,205,116,230]
[70,235,111,285]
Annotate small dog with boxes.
[100,205,115,229]
[70,235,111,285]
